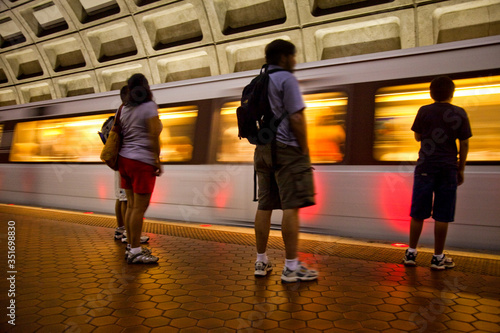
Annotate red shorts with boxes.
[118,156,156,194]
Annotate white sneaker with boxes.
[281,262,318,283]
[431,254,455,270]
[403,249,417,267]
[254,261,273,276]
[125,245,151,261]
[127,248,158,264]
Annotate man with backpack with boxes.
[249,39,318,282]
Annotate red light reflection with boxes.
[215,188,230,209]
[97,185,107,200]
[97,175,108,199]
[377,173,412,234]
[300,171,324,223]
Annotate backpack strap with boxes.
[261,63,287,75]
[266,65,288,170]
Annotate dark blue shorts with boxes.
[410,168,457,222]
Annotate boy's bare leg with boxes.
[124,190,134,241]
[434,221,449,255]
[282,208,299,259]
[115,199,125,228]
[409,217,424,249]
[255,210,272,254]
[120,201,127,226]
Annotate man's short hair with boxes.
[430,76,455,102]
[265,39,296,65]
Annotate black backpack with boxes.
[236,64,286,145]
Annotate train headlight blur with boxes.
[374,75,500,162]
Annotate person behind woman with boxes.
[118,73,163,264]
[113,86,129,241]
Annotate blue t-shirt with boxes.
[119,101,161,166]
[411,102,472,172]
[268,65,306,147]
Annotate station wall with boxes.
[0,0,499,105]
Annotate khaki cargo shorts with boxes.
[254,141,315,210]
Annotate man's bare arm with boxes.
[289,109,309,155]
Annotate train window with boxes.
[9,105,198,163]
[217,92,347,163]
[158,106,198,162]
[218,101,254,162]
[10,114,114,162]
[374,76,500,162]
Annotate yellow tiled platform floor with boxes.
[1,204,499,333]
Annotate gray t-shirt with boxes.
[268,65,306,147]
[118,101,161,166]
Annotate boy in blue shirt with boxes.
[404,76,472,270]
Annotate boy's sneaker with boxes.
[431,255,455,270]
[121,231,150,244]
[281,262,318,283]
[114,227,125,240]
[254,261,273,276]
[403,249,417,266]
[127,248,158,264]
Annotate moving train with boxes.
[1,36,499,251]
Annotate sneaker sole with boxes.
[254,268,272,277]
[128,260,159,264]
[403,260,416,267]
[127,256,159,264]
[431,264,455,270]
[431,265,446,270]
[121,238,149,244]
[281,275,318,283]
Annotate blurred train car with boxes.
[1,37,499,250]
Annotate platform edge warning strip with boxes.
[1,205,499,276]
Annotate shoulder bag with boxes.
[100,106,123,171]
